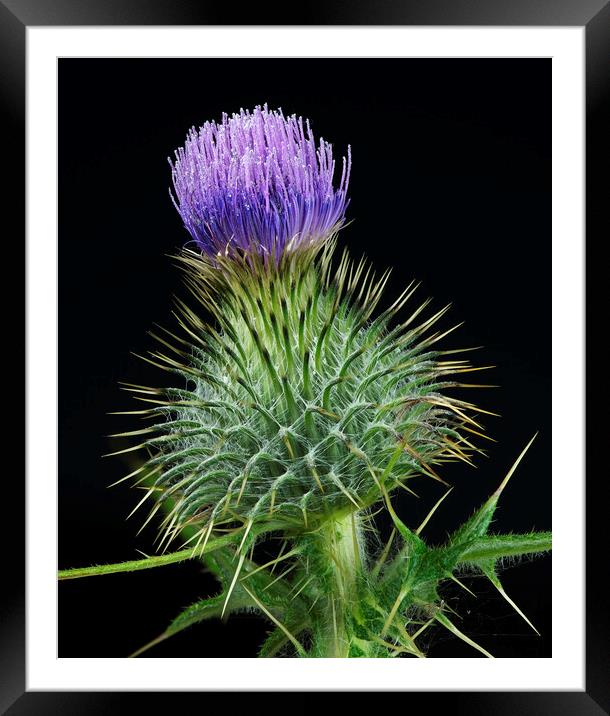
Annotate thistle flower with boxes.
[169,104,351,257]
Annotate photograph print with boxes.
[58,57,552,659]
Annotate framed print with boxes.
[3,1,605,712]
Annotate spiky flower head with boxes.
[169,104,351,258]
[120,243,483,551]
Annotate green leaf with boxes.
[129,545,310,657]
[241,583,307,656]
[434,612,494,658]
[457,532,552,564]
[479,561,541,635]
[130,592,250,657]
[449,434,538,546]
[57,530,245,580]
[258,622,308,658]
[258,626,291,657]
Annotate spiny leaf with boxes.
[258,625,297,657]
[57,530,244,580]
[480,562,540,635]
[241,583,307,657]
[449,434,538,546]
[434,612,494,658]
[129,594,236,657]
[457,532,552,564]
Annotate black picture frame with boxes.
[5,0,605,712]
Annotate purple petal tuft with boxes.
[169,104,351,257]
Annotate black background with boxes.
[59,58,551,659]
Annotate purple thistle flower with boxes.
[169,104,351,257]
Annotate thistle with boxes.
[59,105,551,659]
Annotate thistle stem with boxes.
[302,510,366,657]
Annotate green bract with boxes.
[120,241,484,549]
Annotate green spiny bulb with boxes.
[118,240,483,556]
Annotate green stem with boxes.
[304,511,365,657]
